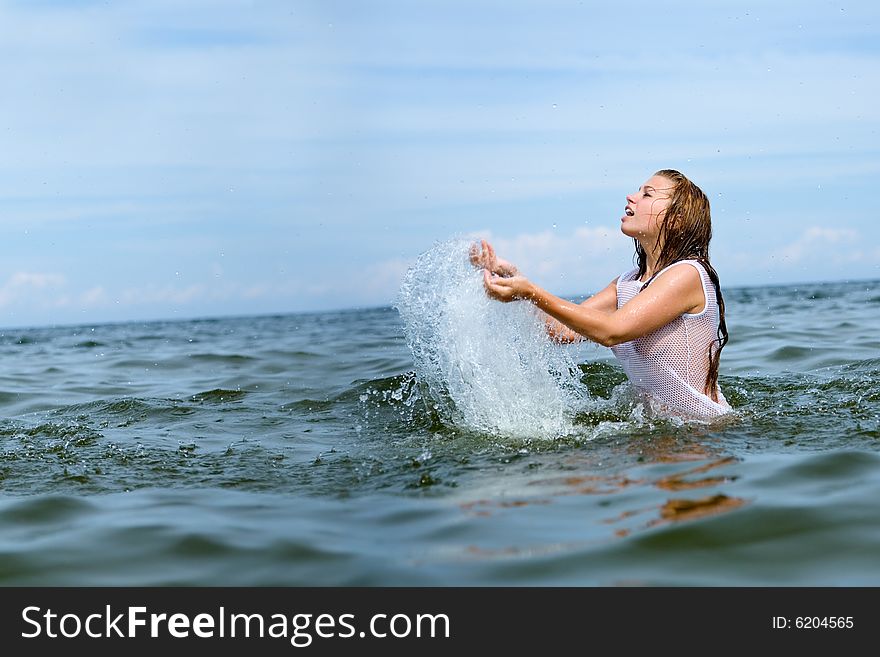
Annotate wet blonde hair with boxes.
[635,169,728,400]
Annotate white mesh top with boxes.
[610,260,730,419]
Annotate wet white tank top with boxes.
[610,260,730,419]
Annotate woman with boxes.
[471,169,730,419]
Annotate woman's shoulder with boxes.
[658,259,713,282]
[649,261,705,289]
[653,260,715,315]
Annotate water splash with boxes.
[396,239,589,438]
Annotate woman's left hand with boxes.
[470,240,519,277]
[483,269,533,302]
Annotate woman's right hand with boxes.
[483,269,533,302]
[469,239,518,277]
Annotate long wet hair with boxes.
[634,169,728,400]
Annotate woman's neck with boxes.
[641,246,661,281]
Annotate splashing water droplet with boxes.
[395,239,589,438]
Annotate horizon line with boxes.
[2,274,877,333]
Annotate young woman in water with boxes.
[471,169,730,419]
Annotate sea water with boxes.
[0,240,879,585]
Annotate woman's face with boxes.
[621,174,673,242]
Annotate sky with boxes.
[0,0,878,328]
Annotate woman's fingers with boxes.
[472,239,519,281]
[469,242,482,266]
[483,269,500,297]
[483,240,495,272]
[483,269,516,302]
[470,239,496,270]
[482,240,500,273]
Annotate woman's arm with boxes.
[484,265,705,347]
[543,279,619,343]
[470,240,624,343]
[470,239,577,341]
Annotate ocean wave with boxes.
[190,389,248,403]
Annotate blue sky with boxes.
[0,0,878,328]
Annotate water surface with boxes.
[1,243,878,585]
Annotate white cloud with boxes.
[467,225,633,295]
[0,272,66,306]
[260,259,417,309]
[710,225,880,286]
[773,226,862,265]
[80,286,109,307]
[118,284,208,306]
[361,257,416,298]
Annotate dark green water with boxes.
[1,276,879,585]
